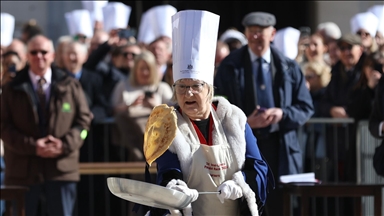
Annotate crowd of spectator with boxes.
[0,2,383,216]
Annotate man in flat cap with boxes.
[215,11,314,215]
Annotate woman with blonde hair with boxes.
[111,50,173,161]
[304,61,331,92]
[302,61,331,173]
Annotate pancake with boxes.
[143,104,177,166]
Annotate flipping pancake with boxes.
[144,104,177,166]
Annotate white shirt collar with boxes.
[28,68,52,90]
[248,47,271,64]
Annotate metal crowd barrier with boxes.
[298,118,383,215]
[356,120,384,216]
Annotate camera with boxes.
[8,64,17,78]
[299,26,311,38]
[118,29,136,39]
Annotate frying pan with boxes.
[107,177,219,210]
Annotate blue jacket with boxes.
[214,45,314,176]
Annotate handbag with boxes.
[373,141,384,177]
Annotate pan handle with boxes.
[198,191,221,195]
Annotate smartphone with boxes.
[118,29,137,39]
[299,26,311,38]
[8,64,17,78]
[145,91,154,98]
[299,26,311,47]
[256,107,267,115]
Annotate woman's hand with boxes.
[166,179,199,202]
[217,180,243,203]
[367,70,382,89]
[143,95,157,109]
[107,29,129,47]
[131,95,145,107]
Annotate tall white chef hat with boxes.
[317,22,342,40]
[172,10,220,85]
[81,1,108,27]
[273,27,300,60]
[350,11,379,37]
[367,4,384,35]
[65,9,94,38]
[1,13,15,47]
[137,4,177,44]
[219,29,248,46]
[137,11,156,44]
[150,5,177,40]
[102,2,132,32]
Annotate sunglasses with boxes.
[356,31,370,37]
[29,50,48,55]
[121,52,138,58]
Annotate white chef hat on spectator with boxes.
[219,29,248,46]
[151,5,177,40]
[273,27,300,60]
[81,1,108,27]
[367,4,384,35]
[350,11,379,37]
[172,10,220,85]
[137,5,177,44]
[1,13,15,47]
[137,11,156,44]
[102,2,132,32]
[316,22,342,40]
[65,9,94,38]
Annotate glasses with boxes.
[173,83,205,95]
[356,31,370,37]
[339,45,353,52]
[121,52,138,58]
[29,50,48,56]
[74,35,87,41]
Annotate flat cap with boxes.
[337,33,362,46]
[242,12,276,27]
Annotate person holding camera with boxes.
[111,50,172,161]
[110,50,172,215]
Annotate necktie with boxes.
[37,77,47,115]
[256,57,275,109]
[256,58,274,134]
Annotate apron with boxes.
[181,106,240,216]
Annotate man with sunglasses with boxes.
[321,33,365,120]
[319,33,365,214]
[1,34,92,216]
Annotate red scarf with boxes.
[178,104,217,146]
